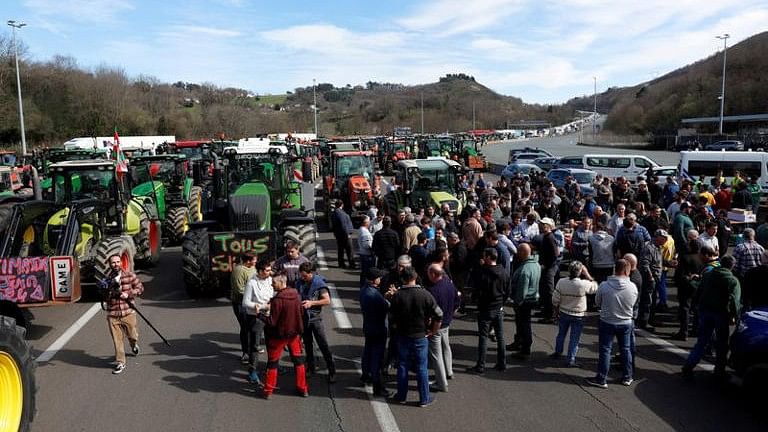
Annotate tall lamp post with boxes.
[7,20,27,155]
[716,33,730,135]
[592,76,597,137]
[420,92,424,134]
[312,78,318,137]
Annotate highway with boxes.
[23,142,763,432]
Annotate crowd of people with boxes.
[228,169,768,404]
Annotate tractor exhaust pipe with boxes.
[29,165,42,200]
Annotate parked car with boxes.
[704,140,745,151]
[730,306,768,395]
[648,165,678,179]
[554,156,586,169]
[533,157,560,171]
[508,147,553,163]
[501,163,545,179]
[555,154,658,182]
[547,168,597,196]
[510,153,543,163]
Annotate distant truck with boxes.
[63,136,175,154]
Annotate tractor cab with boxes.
[0,151,18,167]
[387,157,466,215]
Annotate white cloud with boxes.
[23,0,135,23]
[398,0,526,36]
[170,26,241,38]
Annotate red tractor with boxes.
[323,150,380,228]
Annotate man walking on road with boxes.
[587,259,638,389]
[258,274,308,399]
[373,216,401,271]
[242,260,274,385]
[331,199,357,269]
[389,266,443,407]
[682,255,741,380]
[469,248,508,373]
[104,254,145,375]
[295,262,337,383]
[426,264,460,391]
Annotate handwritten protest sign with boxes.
[209,231,276,273]
[0,257,50,304]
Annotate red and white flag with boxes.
[112,128,128,177]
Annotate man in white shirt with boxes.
[697,221,719,256]
[520,213,539,241]
[242,260,275,385]
[358,215,375,284]
[607,204,626,236]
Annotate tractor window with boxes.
[0,172,11,192]
[54,169,115,203]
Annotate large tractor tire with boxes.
[134,212,161,268]
[0,316,35,432]
[182,227,210,298]
[283,224,317,263]
[188,186,203,223]
[164,206,189,245]
[93,236,136,283]
[0,203,15,238]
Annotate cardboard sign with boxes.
[50,256,74,300]
[209,231,276,273]
[0,257,50,304]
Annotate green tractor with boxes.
[1,160,162,284]
[32,148,110,196]
[181,146,317,298]
[129,154,203,244]
[0,165,39,237]
[0,316,35,432]
[382,157,467,216]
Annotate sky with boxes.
[3,0,767,104]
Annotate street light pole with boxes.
[420,92,424,134]
[592,76,597,137]
[312,78,318,137]
[7,20,27,155]
[472,101,476,130]
[716,33,730,136]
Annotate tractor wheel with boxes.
[182,227,209,298]
[283,224,317,263]
[188,186,203,223]
[0,203,15,237]
[164,206,189,245]
[93,236,136,282]
[0,316,35,432]
[134,212,161,267]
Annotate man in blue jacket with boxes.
[332,199,357,269]
[359,268,391,397]
[296,262,337,383]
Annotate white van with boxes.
[556,154,659,181]
[679,150,768,202]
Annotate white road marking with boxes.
[335,356,401,432]
[326,283,352,330]
[635,328,714,372]
[316,244,329,270]
[36,303,101,363]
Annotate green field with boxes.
[257,94,289,105]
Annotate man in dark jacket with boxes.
[259,274,308,399]
[426,264,460,392]
[373,216,401,270]
[682,255,741,379]
[732,181,753,210]
[389,267,443,407]
[332,199,357,269]
[469,248,509,374]
[359,268,391,397]
[537,217,560,323]
[295,262,337,382]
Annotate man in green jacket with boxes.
[509,243,541,359]
[672,202,695,255]
[682,254,741,380]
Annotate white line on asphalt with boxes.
[316,244,329,270]
[635,329,714,372]
[334,355,401,432]
[36,303,101,363]
[326,283,352,330]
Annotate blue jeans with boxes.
[684,310,730,373]
[554,313,584,363]
[658,270,668,305]
[596,321,633,384]
[396,336,430,404]
[477,308,505,368]
[359,254,376,285]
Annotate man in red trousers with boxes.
[258,274,308,399]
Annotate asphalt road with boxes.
[23,178,764,432]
